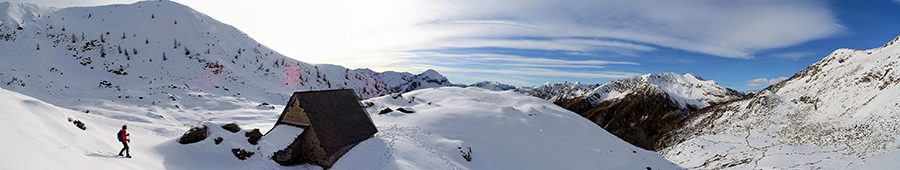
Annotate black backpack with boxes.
[117,131,124,142]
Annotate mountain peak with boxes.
[418,69,444,79]
[683,72,704,81]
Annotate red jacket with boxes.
[118,129,128,142]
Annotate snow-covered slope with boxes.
[659,34,900,169]
[0,85,683,169]
[0,85,285,169]
[518,72,743,115]
[0,0,453,128]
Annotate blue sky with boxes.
[13,0,900,91]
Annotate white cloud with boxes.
[193,0,839,84]
[431,38,656,52]
[167,0,843,67]
[895,0,900,4]
[772,52,817,60]
[744,77,789,87]
[427,65,641,79]
[407,52,638,68]
[397,0,841,59]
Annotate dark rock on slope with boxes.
[518,73,744,150]
[559,86,693,150]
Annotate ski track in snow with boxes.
[373,125,461,170]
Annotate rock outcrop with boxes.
[178,125,208,144]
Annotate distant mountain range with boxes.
[513,72,745,150]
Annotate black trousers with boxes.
[118,142,129,155]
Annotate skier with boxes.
[117,125,131,158]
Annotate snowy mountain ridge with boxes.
[517,72,744,116]
[459,81,518,91]
[510,72,744,150]
[659,34,900,169]
[0,0,453,117]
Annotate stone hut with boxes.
[267,89,378,168]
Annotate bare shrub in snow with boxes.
[459,146,472,162]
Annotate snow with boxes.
[418,69,446,81]
[0,86,166,169]
[349,87,682,169]
[854,149,900,169]
[0,1,485,169]
[0,0,775,169]
[600,89,629,101]
[0,0,455,126]
[639,72,726,108]
[660,34,900,169]
[462,81,517,91]
[0,82,683,169]
[517,72,741,114]
[257,125,304,159]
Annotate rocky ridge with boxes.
[515,72,744,150]
[0,1,454,115]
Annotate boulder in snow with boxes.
[72,120,86,130]
[396,107,415,113]
[245,128,262,145]
[377,108,392,115]
[256,102,274,110]
[231,148,254,160]
[178,125,208,144]
[221,123,240,133]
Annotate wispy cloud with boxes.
[439,20,553,31]
[426,65,642,79]
[430,38,656,52]
[170,0,843,85]
[372,52,643,86]
[400,0,841,59]
[772,51,817,60]
[231,0,842,65]
[744,77,789,87]
[408,52,637,69]
[894,0,900,4]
